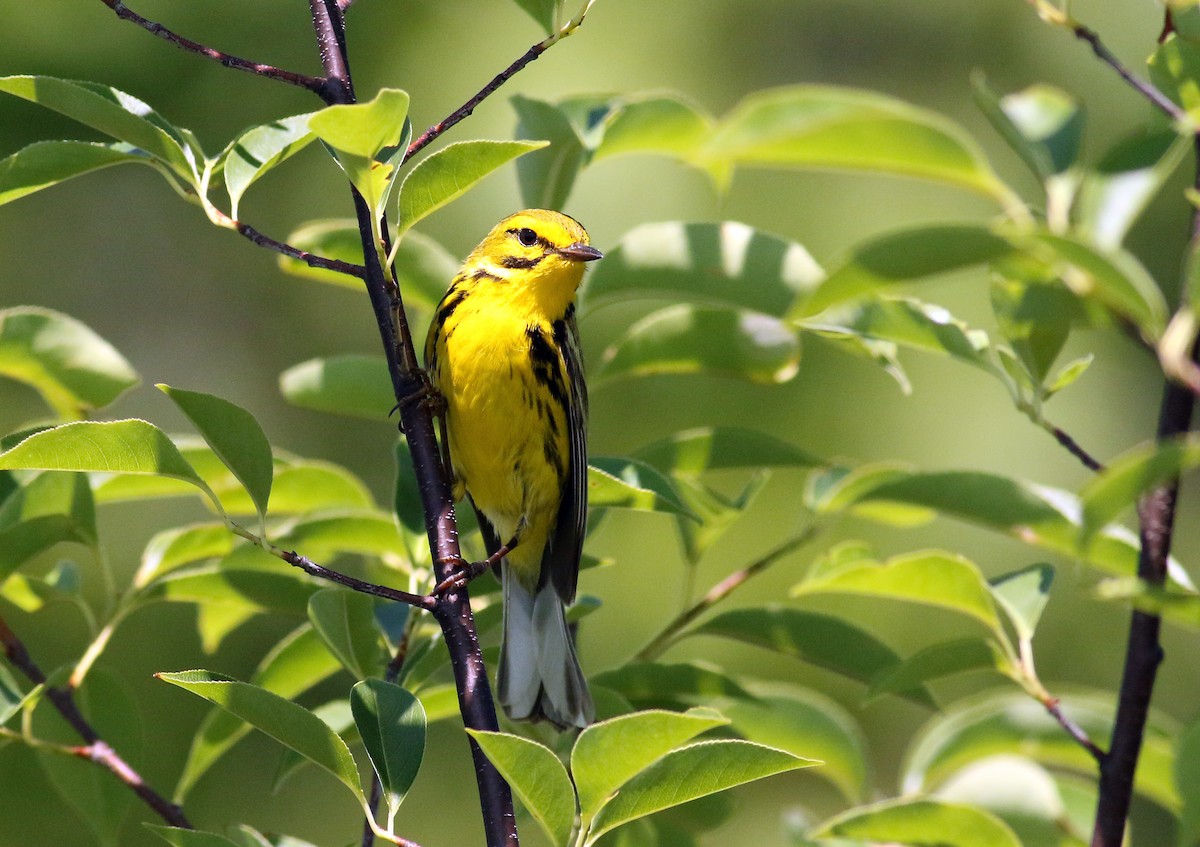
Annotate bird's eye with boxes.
[517,228,539,247]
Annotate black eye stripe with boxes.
[506,226,551,250]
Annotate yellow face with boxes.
[466,209,603,289]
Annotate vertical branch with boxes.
[305,3,517,846]
[1090,139,1200,847]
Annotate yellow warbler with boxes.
[425,209,602,728]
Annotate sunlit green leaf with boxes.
[397,139,547,235]
[594,304,800,385]
[868,638,1013,699]
[974,79,1083,179]
[582,221,822,317]
[989,278,1080,385]
[634,426,821,476]
[147,827,242,847]
[591,662,755,710]
[704,85,1011,202]
[989,563,1054,643]
[573,709,729,821]
[0,140,153,207]
[810,797,1021,847]
[1149,33,1200,118]
[159,385,273,521]
[145,566,318,617]
[0,470,95,582]
[509,0,557,34]
[468,730,576,847]
[275,511,406,562]
[0,76,193,177]
[224,113,315,218]
[268,460,375,514]
[589,457,693,517]
[588,739,814,844]
[0,307,138,419]
[308,89,409,160]
[594,93,715,164]
[134,522,232,588]
[158,670,365,804]
[280,355,392,420]
[512,94,589,209]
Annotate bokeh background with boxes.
[0,1,1196,845]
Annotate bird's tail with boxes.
[497,572,594,729]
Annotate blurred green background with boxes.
[0,1,1196,845]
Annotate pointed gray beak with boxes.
[557,243,604,262]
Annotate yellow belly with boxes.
[437,305,568,585]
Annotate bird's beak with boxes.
[557,243,604,262]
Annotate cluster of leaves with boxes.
[3,9,1200,847]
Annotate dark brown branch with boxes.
[0,616,192,829]
[235,221,366,278]
[99,0,325,93]
[279,549,436,610]
[305,3,517,846]
[404,43,546,164]
[1068,23,1184,121]
[1048,422,1104,472]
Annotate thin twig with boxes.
[0,616,192,829]
[1046,421,1105,472]
[234,221,366,278]
[1068,23,1184,122]
[404,43,546,164]
[280,549,437,610]
[636,528,816,663]
[1043,697,1105,762]
[98,0,326,93]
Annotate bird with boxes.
[424,209,602,728]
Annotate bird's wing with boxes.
[543,312,588,603]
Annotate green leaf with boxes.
[989,278,1080,384]
[594,94,716,165]
[974,79,1083,179]
[809,797,1021,847]
[594,304,800,385]
[801,297,996,374]
[0,76,193,178]
[1045,353,1093,396]
[134,522,233,588]
[309,89,409,160]
[581,221,823,318]
[0,307,138,419]
[989,563,1054,643]
[0,470,95,582]
[275,511,405,562]
[903,690,1179,813]
[812,466,1188,585]
[468,730,576,847]
[722,686,868,803]
[280,355,392,420]
[1149,33,1200,118]
[509,0,558,34]
[397,139,548,234]
[588,739,814,844]
[175,626,342,799]
[224,113,315,218]
[0,420,215,506]
[308,589,385,679]
[1077,130,1189,250]
[268,460,375,514]
[159,385,274,521]
[1024,231,1167,340]
[634,426,821,476]
[512,95,590,209]
[147,827,243,847]
[591,662,755,710]
[690,607,934,705]
[868,638,1013,699]
[792,550,1004,639]
[146,567,319,617]
[157,670,365,805]
[351,679,425,824]
[0,140,153,206]
[0,664,36,726]
[573,709,730,821]
[794,224,1013,318]
[589,457,693,517]
[1079,437,1200,549]
[805,463,935,525]
[704,85,1010,203]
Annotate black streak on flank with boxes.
[436,288,469,328]
[526,325,567,407]
[501,254,543,270]
[473,267,504,282]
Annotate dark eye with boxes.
[517,227,538,247]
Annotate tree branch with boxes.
[234,220,366,278]
[1066,21,1183,121]
[0,616,192,829]
[305,3,517,846]
[98,0,325,93]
